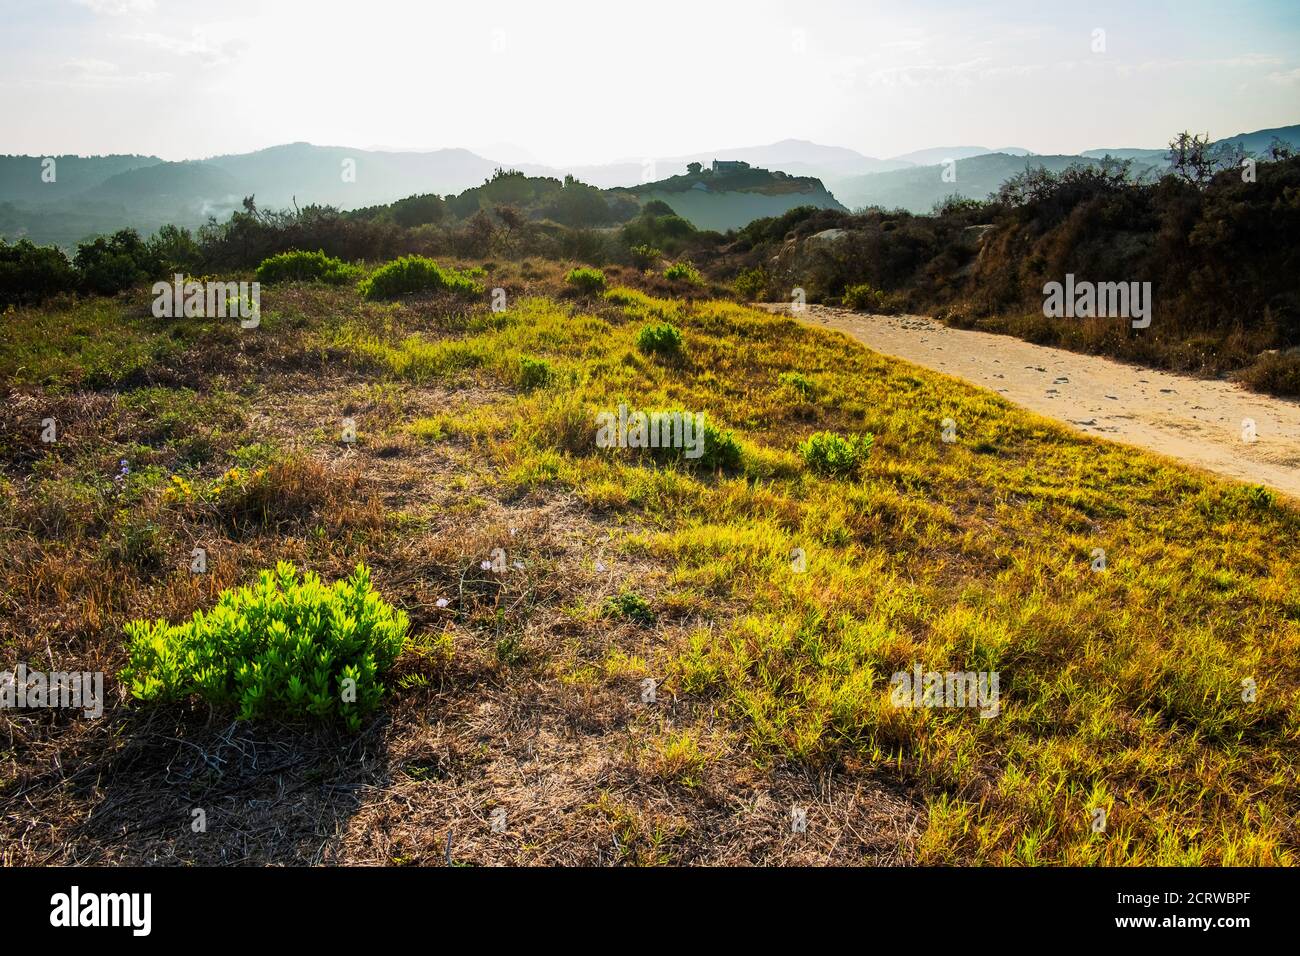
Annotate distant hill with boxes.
[203,142,502,209]
[674,139,911,178]
[532,140,912,190]
[827,152,1167,213]
[890,146,1033,165]
[344,163,846,234]
[82,161,244,218]
[0,144,509,246]
[349,163,847,233]
[614,162,847,231]
[1080,147,1169,161]
[1210,123,1300,156]
[0,154,160,203]
[2,124,1296,246]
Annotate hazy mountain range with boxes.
[1,124,1295,247]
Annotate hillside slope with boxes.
[2,273,1296,865]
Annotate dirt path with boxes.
[761,303,1300,499]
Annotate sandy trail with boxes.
[760,303,1300,499]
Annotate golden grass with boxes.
[320,286,1298,864]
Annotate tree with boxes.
[0,238,76,306]
[73,228,160,295]
[1168,131,1219,186]
[147,224,201,274]
[1267,137,1295,162]
[392,194,445,228]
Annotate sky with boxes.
[1,0,1297,164]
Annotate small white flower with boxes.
[436,598,449,608]
[595,560,607,572]
[480,560,492,571]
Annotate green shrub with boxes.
[664,261,703,285]
[842,282,889,313]
[0,238,76,307]
[733,266,769,301]
[358,256,482,300]
[629,244,662,270]
[800,430,873,478]
[1195,484,1277,520]
[1238,352,1300,397]
[604,590,654,626]
[518,355,555,390]
[121,562,409,731]
[73,228,159,296]
[621,204,697,252]
[256,249,356,285]
[565,266,607,293]
[635,322,683,358]
[101,509,164,569]
[147,224,201,275]
[602,407,744,472]
[695,418,744,471]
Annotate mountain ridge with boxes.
[2,123,1297,244]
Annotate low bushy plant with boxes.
[564,266,607,293]
[358,256,482,300]
[663,261,703,285]
[256,249,357,285]
[635,321,683,358]
[518,354,555,390]
[842,282,893,313]
[1238,352,1300,397]
[629,244,663,270]
[121,562,408,731]
[800,430,873,478]
[732,266,769,301]
[602,407,744,473]
[604,590,654,626]
[694,418,744,472]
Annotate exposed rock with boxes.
[808,228,850,243]
[958,224,996,251]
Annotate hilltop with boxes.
[611,160,846,231]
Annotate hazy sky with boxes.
[2,0,1297,164]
